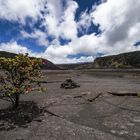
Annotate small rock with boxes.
[119,130,128,135]
[110,130,116,134]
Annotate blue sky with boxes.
[0,0,140,64]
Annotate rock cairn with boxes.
[61,79,80,89]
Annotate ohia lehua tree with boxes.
[0,53,45,108]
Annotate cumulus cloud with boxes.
[59,0,78,40]
[46,55,94,64]
[0,0,45,23]
[21,30,49,46]
[0,41,31,54]
[0,0,140,64]
[91,0,140,54]
[34,51,94,64]
[44,0,140,63]
[42,0,78,40]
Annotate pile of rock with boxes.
[61,79,80,89]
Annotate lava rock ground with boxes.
[0,69,140,140]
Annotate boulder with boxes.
[61,79,80,89]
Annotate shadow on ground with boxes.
[0,101,44,131]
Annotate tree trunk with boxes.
[14,94,20,109]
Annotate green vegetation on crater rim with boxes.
[94,51,140,68]
[58,51,140,69]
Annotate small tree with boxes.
[0,53,44,109]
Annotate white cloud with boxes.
[42,0,78,40]
[34,51,94,64]
[91,0,140,54]
[0,0,45,23]
[128,23,140,43]
[0,0,140,64]
[0,41,94,64]
[46,45,73,57]
[77,10,93,33]
[46,0,64,19]
[48,56,94,64]
[59,0,78,40]
[21,30,49,46]
[43,0,140,63]
[0,41,31,54]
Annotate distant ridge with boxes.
[0,51,59,70]
[94,51,140,68]
[57,62,91,70]
[57,51,140,69]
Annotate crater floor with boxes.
[0,69,140,140]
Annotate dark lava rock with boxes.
[61,79,80,89]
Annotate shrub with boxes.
[0,53,45,108]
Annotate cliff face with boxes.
[0,51,59,70]
[93,51,140,68]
